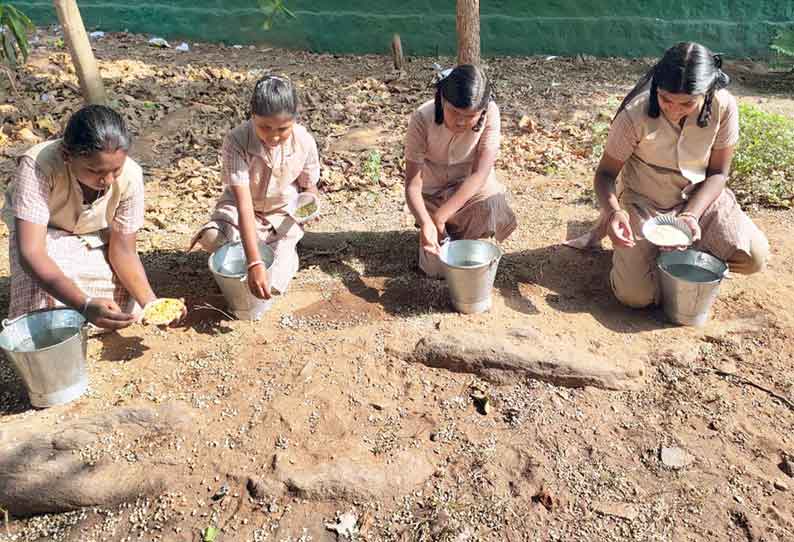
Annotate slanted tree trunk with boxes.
[456,0,480,65]
[53,0,106,104]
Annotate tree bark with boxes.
[456,0,480,65]
[391,34,404,71]
[53,0,107,104]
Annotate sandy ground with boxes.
[0,28,793,542]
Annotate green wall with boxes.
[13,1,794,58]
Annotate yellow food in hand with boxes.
[143,298,185,325]
[295,200,318,219]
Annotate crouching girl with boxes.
[191,75,320,299]
[4,105,162,329]
[404,65,517,277]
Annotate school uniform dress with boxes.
[3,140,145,319]
[606,89,769,308]
[404,100,517,276]
[191,121,320,294]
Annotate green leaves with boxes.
[731,104,794,208]
[771,28,794,58]
[0,3,35,69]
[257,0,296,31]
[202,525,219,542]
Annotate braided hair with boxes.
[434,65,492,131]
[250,75,299,118]
[616,42,730,128]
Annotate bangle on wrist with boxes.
[678,211,700,222]
[247,260,265,271]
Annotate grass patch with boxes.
[731,104,794,208]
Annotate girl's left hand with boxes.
[661,213,702,252]
[679,214,702,243]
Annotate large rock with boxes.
[403,329,645,391]
[0,403,195,517]
[277,449,436,502]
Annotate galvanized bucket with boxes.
[208,240,276,320]
[0,308,88,408]
[657,249,728,327]
[440,240,502,314]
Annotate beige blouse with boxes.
[404,99,503,197]
[605,88,739,210]
[2,139,144,235]
[219,120,320,214]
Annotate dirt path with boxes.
[0,29,792,542]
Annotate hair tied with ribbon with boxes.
[430,63,453,87]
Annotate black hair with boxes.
[62,105,131,157]
[616,42,730,128]
[250,75,299,117]
[434,64,492,131]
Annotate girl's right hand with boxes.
[83,298,136,329]
[247,263,272,300]
[608,209,636,248]
[420,222,441,255]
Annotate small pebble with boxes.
[774,479,789,492]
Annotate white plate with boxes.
[642,215,693,247]
[289,192,320,224]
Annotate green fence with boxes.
[13,1,794,58]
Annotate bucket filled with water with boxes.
[440,240,502,314]
[209,240,275,320]
[657,249,728,327]
[0,308,88,408]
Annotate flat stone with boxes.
[592,501,640,521]
[277,448,435,501]
[660,447,692,469]
[0,403,195,517]
[773,479,789,492]
[400,331,645,391]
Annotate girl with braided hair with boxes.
[405,65,517,277]
[566,42,768,308]
[191,75,320,299]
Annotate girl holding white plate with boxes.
[568,42,769,308]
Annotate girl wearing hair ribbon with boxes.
[566,42,768,308]
[404,65,517,277]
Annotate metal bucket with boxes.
[657,249,728,327]
[0,308,88,408]
[208,240,276,320]
[440,240,502,314]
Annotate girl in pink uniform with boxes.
[571,42,768,308]
[404,65,517,277]
[192,76,320,299]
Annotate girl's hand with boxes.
[608,209,635,248]
[247,263,272,300]
[420,221,441,255]
[678,213,702,243]
[83,298,136,329]
[431,209,449,243]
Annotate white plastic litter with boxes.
[148,37,170,48]
[325,513,358,539]
[232,44,243,49]
[175,42,190,52]
[89,31,105,39]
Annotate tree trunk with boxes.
[456,0,480,65]
[391,34,404,71]
[53,0,106,104]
